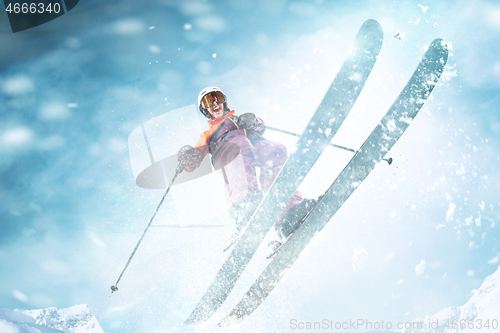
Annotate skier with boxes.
[177,86,316,241]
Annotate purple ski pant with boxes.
[214,135,303,223]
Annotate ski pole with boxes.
[260,124,392,165]
[110,161,184,297]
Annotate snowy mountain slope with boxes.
[0,304,103,333]
[409,265,500,332]
[0,308,64,333]
[365,266,500,333]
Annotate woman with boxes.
[178,86,315,240]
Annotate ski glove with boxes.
[178,145,201,172]
[237,113,257,130]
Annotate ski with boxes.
[184,19,383,325]
[218,38,449,327]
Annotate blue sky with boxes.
[0,0,499,332]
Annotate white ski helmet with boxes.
[197,86,229,119]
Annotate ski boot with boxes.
[228,190,264,233]
[223,190,265,251]
[276,198,317,240]
[266,198,317,259]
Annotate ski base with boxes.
[219,38,449,327]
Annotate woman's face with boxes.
[207,97,224,119]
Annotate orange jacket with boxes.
[193,110,237,158]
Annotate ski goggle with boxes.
[200,91,226,109]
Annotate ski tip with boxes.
[354,19,383,53]
[363,19,380,27]
[361,19,383,35]
[428,38,449,64]
[431,38,447,50]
